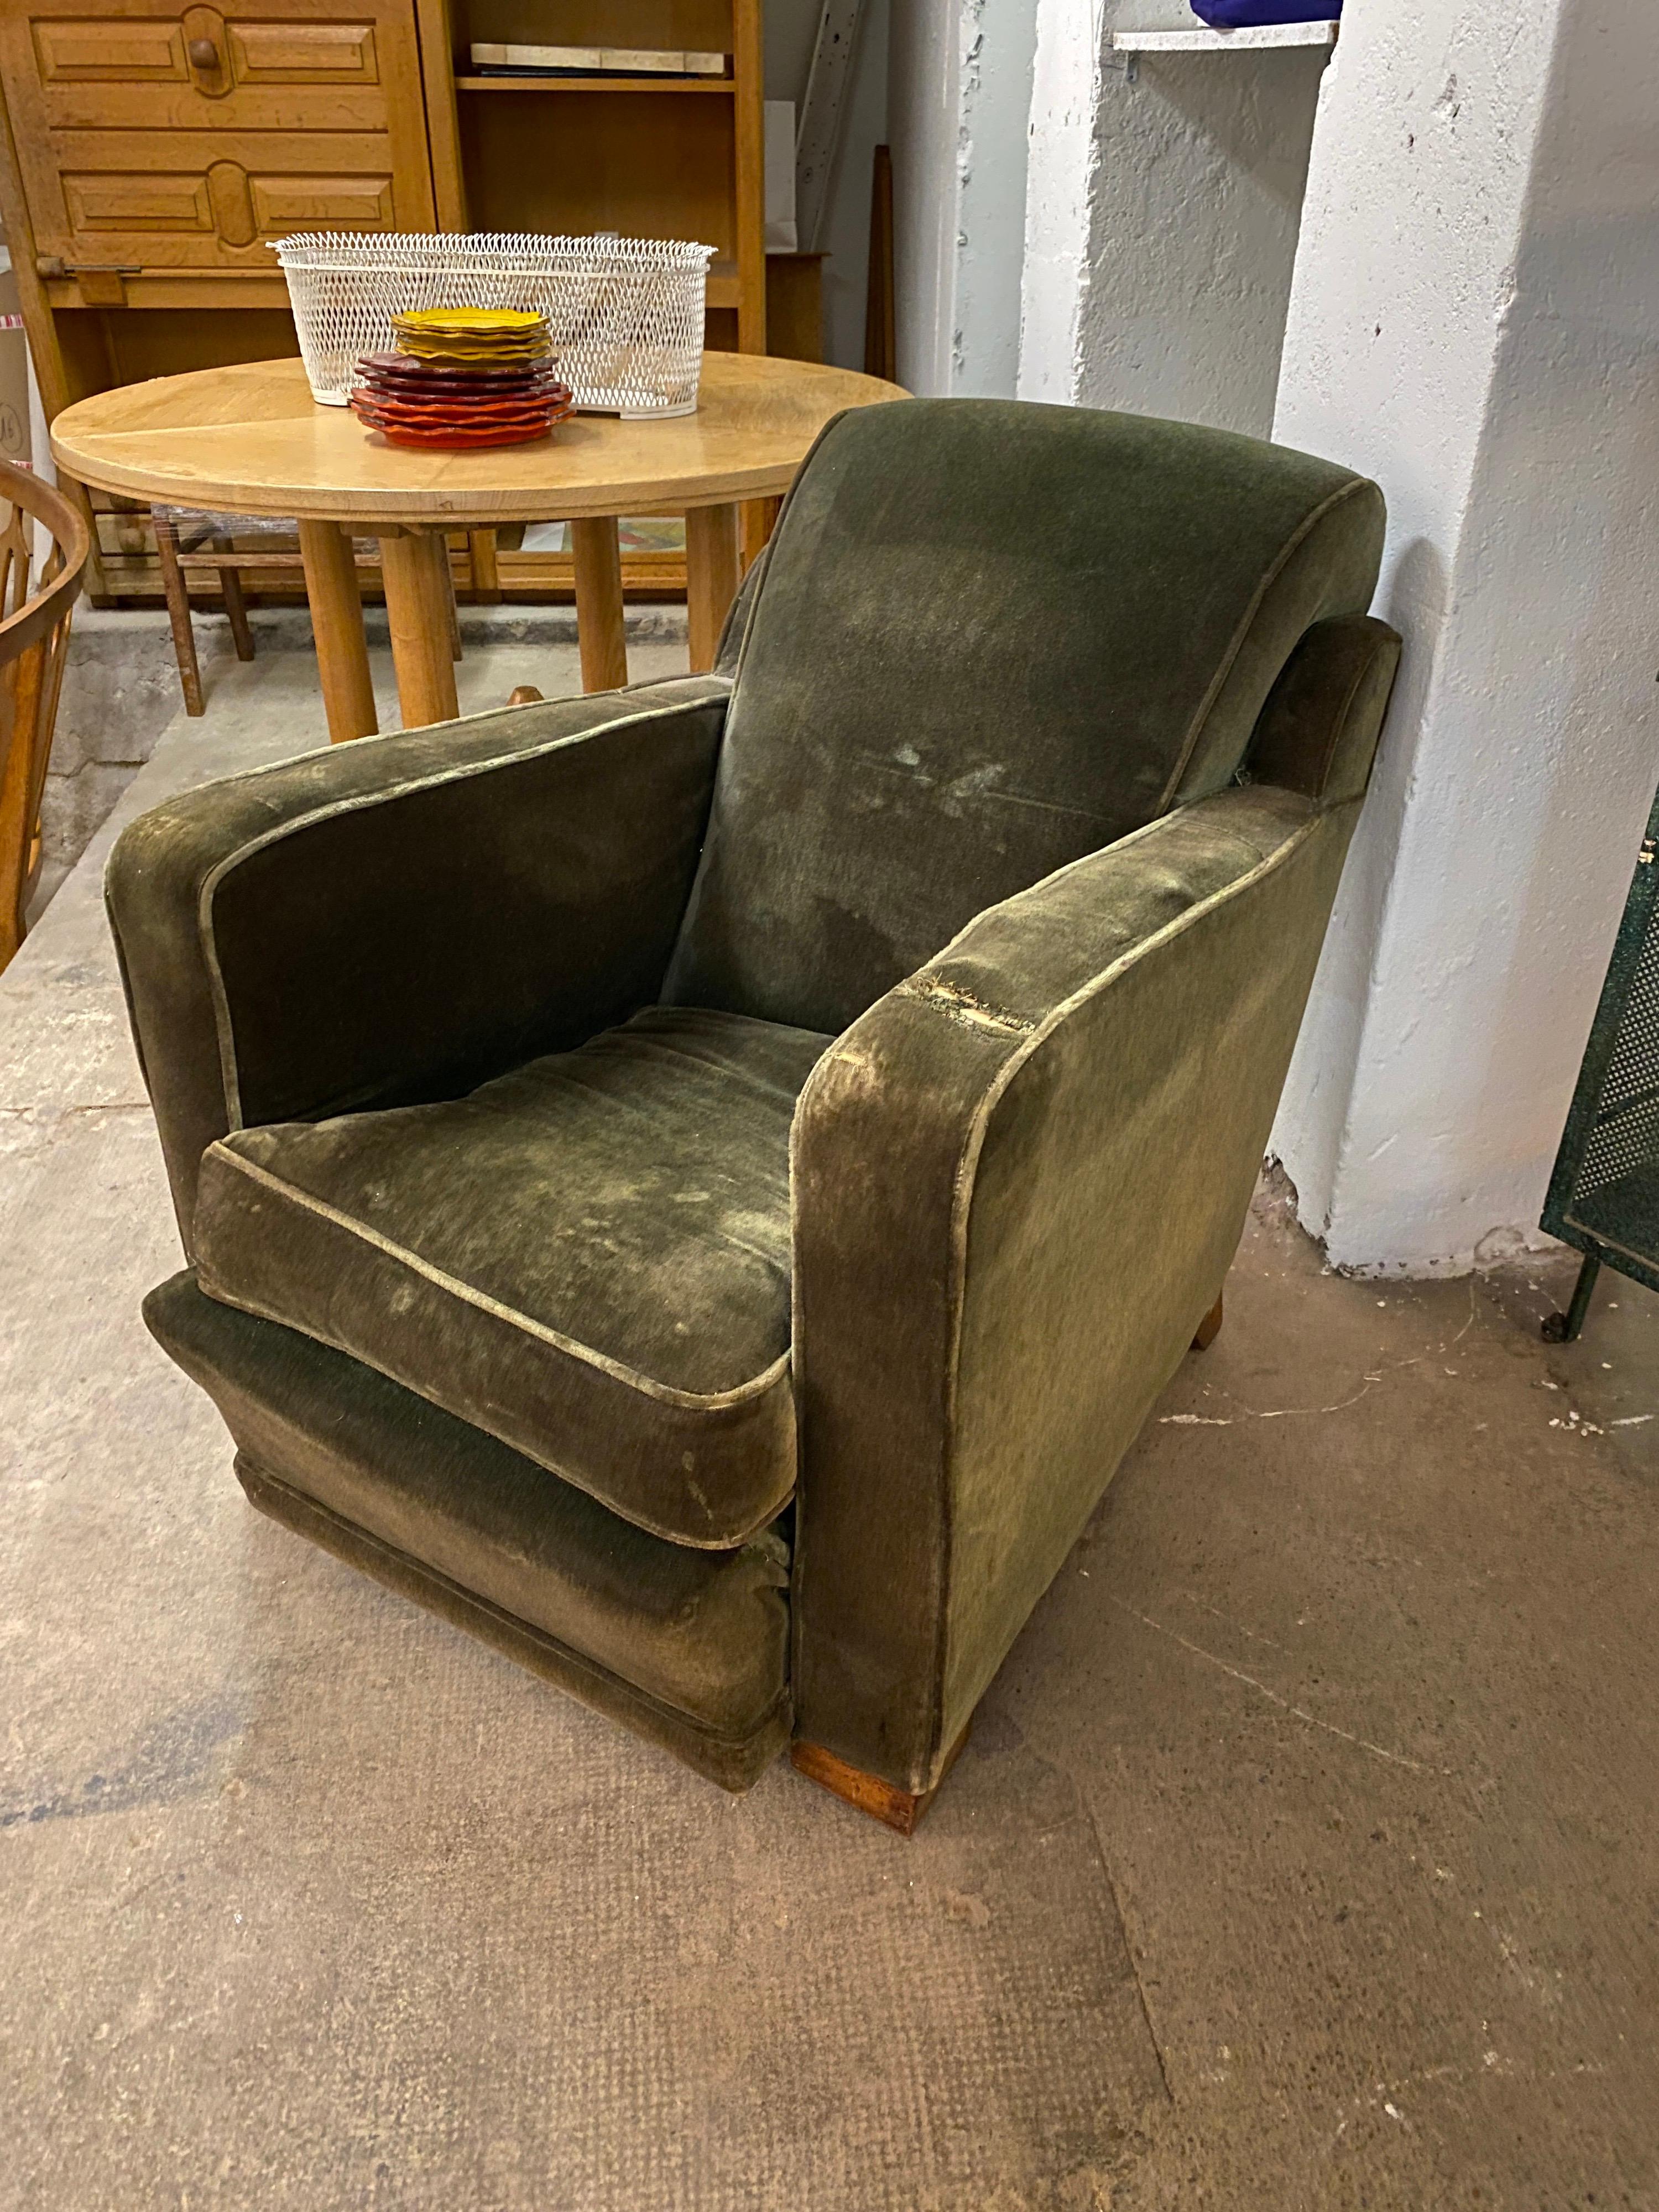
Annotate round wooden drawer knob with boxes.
[187,38,221,67]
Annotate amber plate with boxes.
[356,352,567,390]
[393,340,553,366]
[354,354,562,389]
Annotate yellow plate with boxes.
[393,306,550,336]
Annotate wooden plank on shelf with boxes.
[1110,20,1337,49]
[766,251,825,363]
[453,75,735,92]
[795,0,864,253]
[864,143,894,380]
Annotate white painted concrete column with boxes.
[1016,0,1101,403]
[1018,0,1323,434]
[1272,0,1659,1274]
[889,0,1039,396]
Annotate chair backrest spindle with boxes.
[0,460,91,974]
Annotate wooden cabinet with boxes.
[1,0,432,293]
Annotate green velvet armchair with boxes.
[107,400,1400,1830]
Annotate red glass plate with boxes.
[351,389,571,425]
[373,420,561,449]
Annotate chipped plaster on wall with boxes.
[1271,0,1659,1275]
[1075,9,1323,434]
[1016,0,1101,402]
[953,0,1039,395]
[1018,0,1322,430]
[890,0,1036,397]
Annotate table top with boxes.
[50,352,906,525]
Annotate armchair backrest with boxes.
[664,398,1385,1036]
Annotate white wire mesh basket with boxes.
[272,233,716,418]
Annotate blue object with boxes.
[1190,0,1339,25]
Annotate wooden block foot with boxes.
[1191,1292,1224,1351]
[791,1721,971,1836]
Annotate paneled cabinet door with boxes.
[0,0,435,270]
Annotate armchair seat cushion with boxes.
[191,1006,832,1549]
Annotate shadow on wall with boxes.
[1269,535,1449,1239]
[1075,41,1327,437]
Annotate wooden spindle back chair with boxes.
[0,461,90,974]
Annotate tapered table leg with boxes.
[378,528,460,728]
[1191,1293,1224,1350]
[739,495,781,571]
[570,515,628,692]
[153,512,204,718]
[467,526,501,603]
[298,518,377,743]
[685,502,742,674]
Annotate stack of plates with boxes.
[348,308,574,450]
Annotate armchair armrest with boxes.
[790,779,1368,1794]
[107,676,729,1248]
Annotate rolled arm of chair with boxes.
[790,778,1369,1794]
[107,676,730,1248]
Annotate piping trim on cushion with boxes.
[202,1142,792,1413]
[937,801,1342,1743]
[790,790,1340,1773]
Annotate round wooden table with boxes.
[50,351,904,742]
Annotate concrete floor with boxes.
[3,630,1658,2209]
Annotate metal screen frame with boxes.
[1539,780,1659,1337]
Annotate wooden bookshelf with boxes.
[418,0,766,355]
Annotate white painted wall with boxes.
[1018,0,1322,432]
[953,0,1039,395]
[1272,0,1659,1274]
[1078,4,1323,432]
[1017,0,1099,402]
[889,0,1037,396]
[888,0,960,393]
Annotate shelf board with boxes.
[453,74,736,92]
[1112,20,1337,51]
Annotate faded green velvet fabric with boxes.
[144,1271,790,1787]
[664,399,1385,1035]
[106,677,730,1248]
[1247,614,1402,806]
[791,782,1375,1793]
[193,1007,829,1548]
[106,399,1401,1801]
